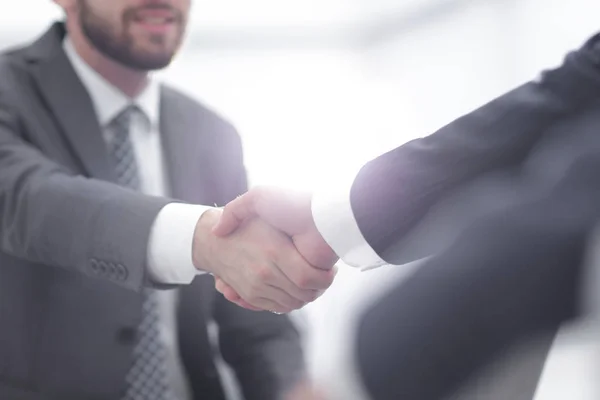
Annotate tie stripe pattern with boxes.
[106,106,174,400]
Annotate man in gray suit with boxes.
[0,0,336,399]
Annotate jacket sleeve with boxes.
[355,151,600,400]
[0,92,171,292]
[350,35,600,257]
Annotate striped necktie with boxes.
[106,105,174,400]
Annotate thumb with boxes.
[212,191,258,236]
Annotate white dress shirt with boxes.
[63,37,202,400]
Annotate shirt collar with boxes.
[63,36,160,128]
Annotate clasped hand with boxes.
[192,187,339,313]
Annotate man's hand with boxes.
[213,186,338,269]
[193,208,335,313]
[211,187,339,310]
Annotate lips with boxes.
[137,16,173,25]
[132,8,178,25]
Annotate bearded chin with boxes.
[78,1,182,71]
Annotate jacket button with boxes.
[116,327,137,345]
[116,263,128,280]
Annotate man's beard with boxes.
[78,0,184,71]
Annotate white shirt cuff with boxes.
[311,172,387,271]
[147,203,214,284]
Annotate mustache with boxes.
[124,3,184,23]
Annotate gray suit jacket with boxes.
[0,23,304,400]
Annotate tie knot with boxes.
[109,105,139,133]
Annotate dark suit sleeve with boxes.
[0,93,170,291]
[211,126,305,400]
[354,152,600,400]
[351,36,600,258]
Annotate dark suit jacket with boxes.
[346,32,600,399]
[0,23,303,400]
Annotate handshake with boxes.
[192,186,339,314]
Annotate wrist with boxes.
[192,208,222,273]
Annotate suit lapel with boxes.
[159,86,217,204]
[27,23,116,182]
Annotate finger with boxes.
[215,276,244,303]
[230,297,263,311]
[236,299,262,311]
[298,266,336,291]
[252,297,293,314]
[215,277,242,301]
[221,283,242,301]
[217,279,262,311]
[214,276,231,290]
[254,234,325,302]
[215,263,297,312]
[221,286,241,303]
[265,258,320,303]
[229,269,298,312]
[221,286,267,312]
[266,284,307,310]
[276,242,337,291]
[244,269,304,312]
[212,191,260,236]
[214,276,229,294]
[265,233,335,296]
[270,278,320,303]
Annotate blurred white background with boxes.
[3,0,600,398]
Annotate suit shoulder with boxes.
[0,43,35,97]
[0,50,21,71]
[0,40,31,70]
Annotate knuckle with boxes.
[256,266,272,281]
[295,277,309,290]
[281,305,295,314]
[292,299,307,310]
[267,303,285,313]
[244,284,261,300]
[246,292,261,305]
[296,272,318,290]
[295,290,311,303]
[303,290,320,302]
[223,291,238,302]
[291,269,310,288]
[317,272,335,289]
[264,247,279,261]
[324,273,335,287]
[282,297,301,309]
[221,285,236,297]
